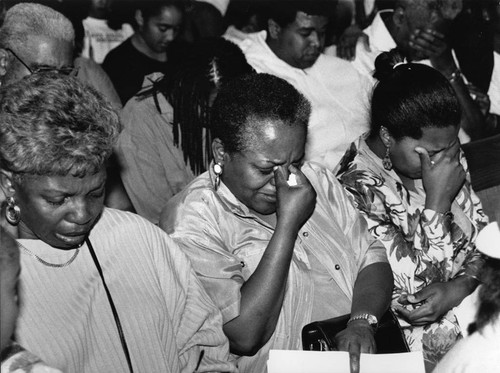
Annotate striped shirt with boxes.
[16,208,235,373]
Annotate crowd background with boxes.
[1,1,499,373]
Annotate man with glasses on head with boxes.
[0,2,76,86]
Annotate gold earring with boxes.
[5,196,21,225]
[382,146,392,171]
[213,162,223,191]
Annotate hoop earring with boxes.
[5,196,21,225]
[382,146,392,171]
[214,162,223,191]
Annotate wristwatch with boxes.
[347,314,378,330]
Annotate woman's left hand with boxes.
[334,321,376,373]
[393,280,470,326]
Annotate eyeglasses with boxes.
[6,48,78,76]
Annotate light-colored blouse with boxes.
[16,208,235,373]
[337,135,487,366]
[161,161,388,373]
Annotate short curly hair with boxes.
[211,73,311,154]
[0,3,75,51]
[0,73,120,177]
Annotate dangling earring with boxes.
[382,146,392,171]
[5,196,21,225]
[213,162,223,191]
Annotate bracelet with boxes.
[443,211,454,221]
[447,68,462,83]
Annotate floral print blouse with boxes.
[336,135,488,368]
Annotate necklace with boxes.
[17,240,81,268]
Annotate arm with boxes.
[151,226,237,373]
[410,28,487,140]
[160,164,316,356]
[223,165,316,355]
[334,261,393,373]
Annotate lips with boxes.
[55,231,88,245]
[260,193,277,203]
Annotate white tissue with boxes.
[287,173,297,186]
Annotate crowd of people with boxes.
[0,1,499,373]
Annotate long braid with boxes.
[135,37,254,175]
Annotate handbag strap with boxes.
[86,238,134,373]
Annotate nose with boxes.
[309,31,320,48]
[67,199,93,225]
[165,29,176,42]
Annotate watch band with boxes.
[347,313,378,329]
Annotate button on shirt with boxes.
[162,161,388,373]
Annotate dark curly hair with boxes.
[369,49,462,140]
[264,0,336,28]
[211,73,311,154]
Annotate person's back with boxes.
[231,0,372,170]
[116,37,254,224]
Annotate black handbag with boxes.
[302,309,410,353]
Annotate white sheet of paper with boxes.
[267,350,425,373]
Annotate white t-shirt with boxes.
[82,17,134,64]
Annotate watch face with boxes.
[367,314,378,326]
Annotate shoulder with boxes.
[314,54,362,76]
[160,173,217,226]
[103,38,133,62]
[95,208,160,237]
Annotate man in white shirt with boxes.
[228,1,371,171]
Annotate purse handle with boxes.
[86,238,134,373]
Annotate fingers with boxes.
[349,349,361,373]
[393,305,425,325]
[273,165,288,186]
[414,147,432,169]
[409,28,447,55]
[361,34,371,52]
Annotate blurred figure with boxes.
[181,0,229,43]
[116,37,254,224]
[434,221,500,373]
[81,0,134,64]
[351,0,487,142]
[102,0,184,105]
[0,2,74,87]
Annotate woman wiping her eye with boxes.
[160,73,393,373]
[336,49,488,372]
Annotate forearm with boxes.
[351,262,393,320]
[449,74,486,141]
[447,274,480,308]
[223,220,298,355]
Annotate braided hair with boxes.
[138,37,254,174]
